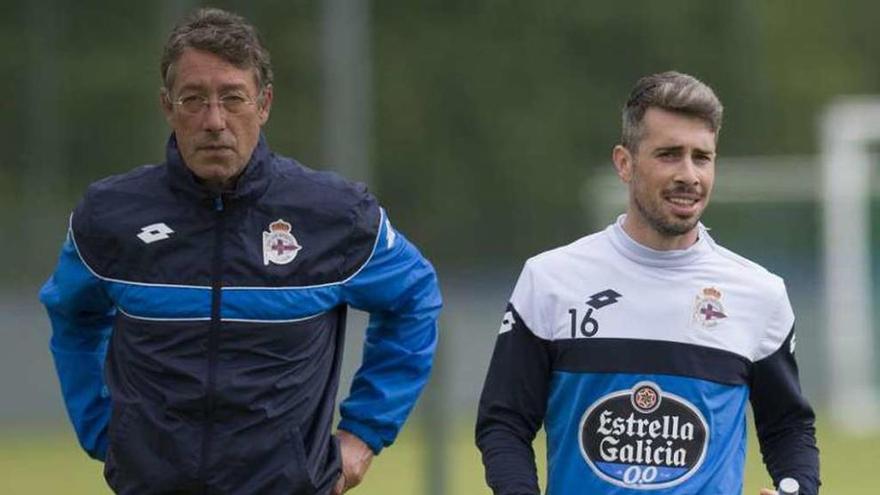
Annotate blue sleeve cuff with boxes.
[91,438,108,462]
[337,418,385,455]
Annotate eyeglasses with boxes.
[170,91,263,115]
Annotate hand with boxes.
[759,489,777,495]
[332,430,374,495]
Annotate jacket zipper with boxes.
[201,195,225,493]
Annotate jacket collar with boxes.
[165,133,272,204]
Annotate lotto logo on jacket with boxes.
[579,381,708,489]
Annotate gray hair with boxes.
[621,71,723,150]
[160,8,273,92]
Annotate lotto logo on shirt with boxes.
[578,382,708,489]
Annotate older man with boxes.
[40,8,441,495]
[476,72,819,494]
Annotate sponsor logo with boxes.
[693,287,727,327]
[137,223,174,244]
[568,289,622,338]
[262,219,302,266]
[498,310,515,334]
[579,382,708,489]
[587,289,623,310]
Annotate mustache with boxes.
[664,184,702,196]
[196,139,235,149]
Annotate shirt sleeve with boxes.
[475,262,551,495]
[39,213,116,461]
[750,288,820,494]
[338,207,442,454]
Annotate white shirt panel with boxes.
[510,216,793,363]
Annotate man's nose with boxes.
[675,157,700,185]
[202,102,226,132]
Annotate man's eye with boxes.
[177,96,207,113]
[221,95,250,113]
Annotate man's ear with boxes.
[612,144,634,183]
[160,88,174,125]
[257,84,273,125]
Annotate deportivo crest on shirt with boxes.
[692,286,727,327]
[262,219,302,266]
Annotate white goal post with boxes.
[821,98,880,432]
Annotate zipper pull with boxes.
[214,195,224,212]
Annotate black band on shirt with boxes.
[551,337,752,386]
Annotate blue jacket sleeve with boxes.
[39,223,115,461]
[338,209,442,454]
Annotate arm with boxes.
[338,208,442,454]
[476,258,551,495]
[750,327,820,495]
[39,222,115,461]
[476,305,550,495]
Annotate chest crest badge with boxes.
[692,287,727,327]
[262,219,302,266]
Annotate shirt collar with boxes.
[607,214,713,267]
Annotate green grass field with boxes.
[1,418,875,494]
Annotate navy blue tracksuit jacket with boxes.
[40,135,442,494]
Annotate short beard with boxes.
[633,192,700,237]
